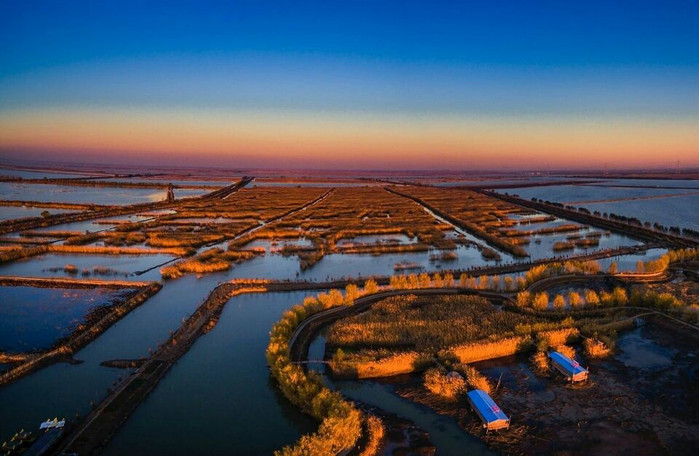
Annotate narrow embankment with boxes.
[566,190,699,205]
[0,276,154,289]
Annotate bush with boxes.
[584,338,611,358]
[424,368,466,400]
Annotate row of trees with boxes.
[516,287,629,310]
[266,282,382,455]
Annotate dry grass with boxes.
[327,294,535,352]
[447,336,528,364]
[540,328,580,347]
[531,351,550,373]
[457,364,492,394]
[584,338,612,358]
[358,415,385,456]
[161,248,258,279]
[331,350,425,379]
[423,368,466,400]
[553,344,576,359]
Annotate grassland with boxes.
[326,293,581,378]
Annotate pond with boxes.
[0,206,78,222]
[0,182,208,206]
[0,252,175,281]
[0,285,135,353]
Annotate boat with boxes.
[1,428,36,456]
[1,418,66,456]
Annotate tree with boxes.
[432,273,443,287]
[477,275,489,290]
[503,276,514,291]
[516,291,531,308]
[553,294,566,309]
[532,292,549,310]
[568,291,583,307]
[407,274,420,289]
[490,275,500,291]
[611,287,628,306]
[516,276,527,291]
[584,289,600,306]
[607,261,618,274]
[636,260,645,274]
[364,279,379,295]
[419,273,431,288]
[344,284,359,303]
[443,272,455,287]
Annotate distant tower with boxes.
[166,183,175,203]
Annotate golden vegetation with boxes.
[358,415,385,456]
[327,294,535,352]
[583,338,612,358]
[267,284,384,456]
[423,367,466,400]
[447,336,526,364]
[161,248,258,279]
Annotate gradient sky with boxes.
[1,1,698,170]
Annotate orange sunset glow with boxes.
[1,108,697,169]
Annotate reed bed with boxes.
[446,336,528,364]
[327,294,535,352]
[161,248,258,279]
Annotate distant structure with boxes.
[166,183,175,203]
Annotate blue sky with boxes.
[1,1,698,169]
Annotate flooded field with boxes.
[0,286,136,353]
[0,206,78,221]
[0,182,207,205]
[497,184,699,231]
[0,253,174,280]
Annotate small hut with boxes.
[466,389,510,432]
[549,351,589,382]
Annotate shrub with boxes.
[424,368,466,400]
[532,292,549,310]
[584,338,611,358]
[531,351,549,373]
[457,364,492,394]
[568,291,583,308]
[552,294,566,309]
[584,290,600,306]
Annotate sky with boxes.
[1,1,698,171]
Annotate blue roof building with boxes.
[466,389,510,432]
[549,351,589,382]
